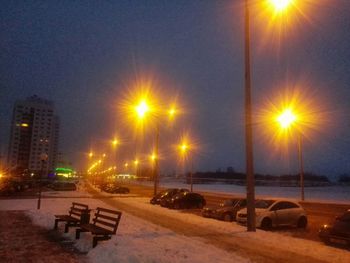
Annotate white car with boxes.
[236,199,307,229]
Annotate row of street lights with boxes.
[87,132,195,193]
[85,0,318,233]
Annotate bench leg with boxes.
[64,223,70,233]
[76,228,82,239]
[54,219,59,230]
[93,235,111,248]
[76,228,88,239]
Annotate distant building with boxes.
[7,95,60,175]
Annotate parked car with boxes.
[202,198,247,222]
[51,181,77,191]
[319,210,350,246]
[159,188,190,207]
[150,188,188,205]
[167,192,206,209]
[102,183,130,194]
[236,199,307,229]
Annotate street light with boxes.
[179,142,194,192]
[243,0,298,232]
[133,98,178,196]
[37,153,48,209]
[134,159,139,177]
[268,0,294,12]
[276,107,305,201]
[244,0,256,232]
[111,138,119,174]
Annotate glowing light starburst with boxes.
[277,108,297,129]
[269,0,294,12]
[136,100,149,119]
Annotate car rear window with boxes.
[255,200,275,209]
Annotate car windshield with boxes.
[255,200,275,209]
[338,212,350,222]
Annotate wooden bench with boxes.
[75,207,122,248]
[54,202,90,233]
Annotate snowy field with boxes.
[133,179,350,204]
[1,186,350,263]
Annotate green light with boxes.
[55,167,73,173]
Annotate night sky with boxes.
[1,1,350,179]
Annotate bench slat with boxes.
[72,202,89,209]
[75,207,122,247]
[93,213,120,222]
[96,207,121,215]
[93,219,118,229]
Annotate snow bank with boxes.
[1,197,249,263]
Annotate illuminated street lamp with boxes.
[179,142,194,192]
[136,100,150,119]
[276,108,305,201]
[268,0,294,13]
[111,137,119,173]
[124,162,129,173]
[134,159,139,177]
[134,98,178,196]
[243,0,295,232]
[37,153,48,209]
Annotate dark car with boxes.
[102,183,130,194]
[159,188,189,207]
[52,181,77,191]
[150,188,181,205]
[319,210,350,246]
[168,192,206,209]
[202,198,247,222]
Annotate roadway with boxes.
[89,182,349,242]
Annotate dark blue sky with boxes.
[1,1,350,178]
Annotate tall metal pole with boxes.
[244,0,256,232]
[190,155,193,192]
[153,124,160,196]
[298,133,305,201]
[37,160,44,209]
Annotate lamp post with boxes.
[153,125,160,196]
[37,153,48,209]
[298,133,305,201]
[179,142,194,192]
[134,159,139,178]
[244,0,256,232]
[243,0,295,232]
[276,108,304,201]
[134,98,178,196]
[112,138,119,174]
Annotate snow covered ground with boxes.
[1,185,349,263]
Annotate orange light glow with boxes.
[112,138,119,146]
[251,0,315,52]
[256,84,331,157]
[276,108,297,129]
[268,0,294,13]
[136,100,150,119]
[150,154,156,161]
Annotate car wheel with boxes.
[223,213,233,222]
[261,218,272,230]
[297,216,307,228]
[197,202,204,209]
